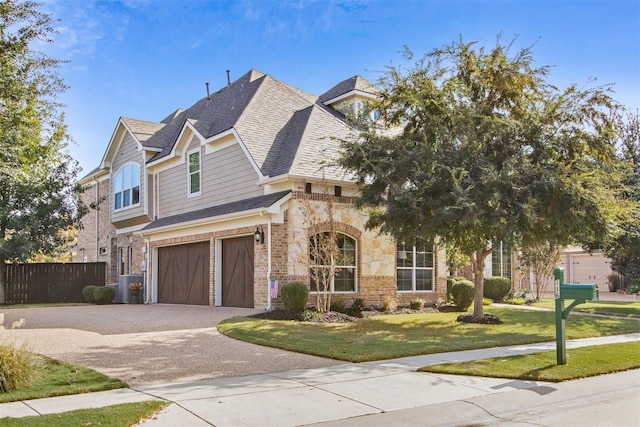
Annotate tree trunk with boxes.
[471,248,492,319]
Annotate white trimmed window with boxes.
[114,163,140,210]
[188,148,201,196]
[397,243,434,291]
[310,232,357,293]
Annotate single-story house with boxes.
[75,69,447,308]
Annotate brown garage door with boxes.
[158,241,210,305]
[222,236,254,307]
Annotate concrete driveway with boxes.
[0,304,343,386]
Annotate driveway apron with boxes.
[0,304,343,386]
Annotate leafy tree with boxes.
[339,36,626,320]
[0,1,85,303]
[606,112,640,278]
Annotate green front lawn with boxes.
[530,299,640,318]
[420,341,640,382]
[0,355,127,404]
[217,306,640,362]
[0,401,169,427]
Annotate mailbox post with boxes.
[554,267,599,365]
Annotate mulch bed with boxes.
[251,305,446,323]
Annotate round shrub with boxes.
[410,298,425,310]
[446,276,467,302]
[82,285,98,303]
[93,286,116,305]
[483,276,512,302]
[280,281,309,312]
[451,280,475,311]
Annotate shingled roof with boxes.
[319,75,378,104]
[94,69,376,182]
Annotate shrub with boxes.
[410,298,425,310]
[504,297,527,305]
[483,298,493,306]
[82,285,99,303]
[330,299,348,314]
[280,281,309,312]
[446,276,467,302]
[483,276,512,302]
[382,295,397,312]
[451,280,475,311]
[93,286,115,305]
[350,298,366,313]
[0,342,36,392]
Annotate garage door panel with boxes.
[158,242,210,305]
[222,236,254,308]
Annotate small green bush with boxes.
[330,299,348,313]
[483,298,493,306]
[446,276,467,302]
[410,298,425,310]
[93,286,115,305]
[280,281,309,311]
[82,285,99,303]
[630,278,640,294]
[451,280,475,311]
[350,298,366,313]
[0,343,36,392]
[483,276,512,302]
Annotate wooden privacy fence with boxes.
[4,262,106,304]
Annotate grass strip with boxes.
[419,341,640,382]
[217,306,640,362]
[0,355,127,403]
[0,400,169,427]
[530,299,640,318]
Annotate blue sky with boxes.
[38,0,640,175]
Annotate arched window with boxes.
[309,232,357,293]
[114,163,140,210]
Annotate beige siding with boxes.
[111,133,145,223]
[158,141,262,217]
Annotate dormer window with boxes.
[114,163,140,210]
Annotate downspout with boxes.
[259,211,272,310]
[94,178,100,261]
[143,240,150,304]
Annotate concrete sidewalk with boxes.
[3,333,639,426]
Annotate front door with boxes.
[222,236,255,307]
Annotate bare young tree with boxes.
[297,177,341,313]
[519,242,562,301]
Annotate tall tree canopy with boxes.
[0,0,84,302]
[339,36,627,319]
[606,112,640,279]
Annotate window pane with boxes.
[416,269,433,291]
[131,165,140,187]
[132,186,140,204]
[397,269,412,291]
[123,189,130,207]
[415,247,433,268]
[190,173,200,193]
[123,166,131,189]
[334,267,355,292]
[115,192,122,210]
[189,151,199,173]
[114,171,123,192]
[338,235,356,265]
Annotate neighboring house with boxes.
[75,69,447,308]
